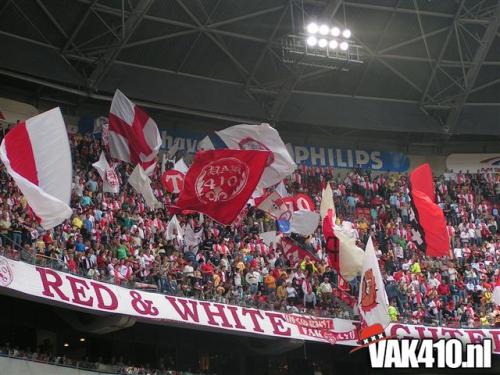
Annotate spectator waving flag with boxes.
[176,149,270,225]
[0,108,72,229]
[198,123,296,189]
[108,89,161,175]
[409,163,450,257]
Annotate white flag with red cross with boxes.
[108,89,161,175]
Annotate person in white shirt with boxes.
[428,275,440,289]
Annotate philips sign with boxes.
[161,130,409,172]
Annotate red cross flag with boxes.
[0,108,72,229]
[176,149,270,225]
[108,89,161,175]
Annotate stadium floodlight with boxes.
[64,343,69,347]
[318,38,328,48]
[342,29,351,39]
[319,24,329,35]
[340,41,349,50]
[306,22,318,34]
[331,27,340,37]
[329,40,338,49]
[306,36,318,46]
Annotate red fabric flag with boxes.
[280,237,319,266]
[409,164,449,257]
[410,163,435,202]
[176,149,270,225]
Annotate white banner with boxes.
[0,256,500,353]
[446,153,500,173]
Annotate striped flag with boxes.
[0,108,72,229]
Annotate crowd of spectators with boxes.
[0,133,499,329]
[0,341,204,374]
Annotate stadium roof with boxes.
[0,0,500,150]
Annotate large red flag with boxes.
[409,163,435,202]
[176,149,270,225]
[409,164,449,257]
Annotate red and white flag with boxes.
[281,237,318,266]
[161,170,185,194]
[0,108,72,229]
[358,237,390,328]
[176,149,270,225]
[320,183,335,222]
[199,123,296,189]
[493,275,500,306]
[255,191,290,220]
[92,152,120,193]
[108,90,161,175]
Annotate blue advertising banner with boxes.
[160,129,409,172]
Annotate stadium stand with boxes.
[0,133,498,330]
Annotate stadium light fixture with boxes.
[306,36,318,46]
[305,22,351,52]
[80,338,86,342]
[318,38,328,48]
[306,22,318,34]
[64,343,69,347]
[331,27,340,37]
[319,24,329,35]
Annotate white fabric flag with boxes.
[166,215,184,242]
[320,183,335,222]
[173,158,189,174]
[0,108,72,229]
[160,153,167,174]
[289,210,320,236]
[358,237,390,328]
[275,181,290,197]
[92,152,120,193]
[256,191,289,220]
[128,164,160,209]
[259,231,280,247]
[335,230,364,281]
[108,89,161,175]
[493,276,500,306]
[199,123,296,189]
[184,223,203,251]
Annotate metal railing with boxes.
[0,351,211,375]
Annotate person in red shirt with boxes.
[200,260,214,283]
[437,280,450,304]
